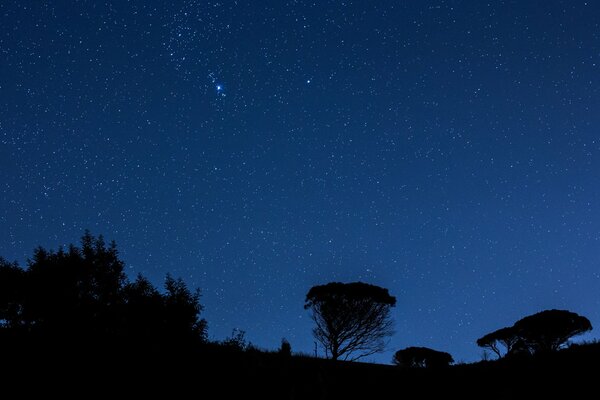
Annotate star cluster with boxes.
[1,1,600,363]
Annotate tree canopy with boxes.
[477,309,592,358]
[0,232,207,345]
[304,281,396,361]
[514,309,592,353]
[393,346,454,368]
[476,326,519,359]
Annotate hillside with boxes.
[2,335,598,398]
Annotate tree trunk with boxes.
[331,343,339,360]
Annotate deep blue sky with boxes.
[1,0,599,363]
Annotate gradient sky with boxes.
[1,0,600,363]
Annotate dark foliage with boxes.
[393,346,454,368]
[0,258,26,329]
[3,234,600,399]
[0,232,207,345]
[220,328,249,351]
[280,338,292,357]
[477,309,592,358]
[476,326,519,359]
[514,309,592,353]
[305,281,396,361]
[163,273,207,341]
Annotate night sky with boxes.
[2,0,600,363]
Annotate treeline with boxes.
[0,232,206,348]
[303,281,593,367]
[392,309,593,367]
[0,232,594,368]
[477,309,592,358]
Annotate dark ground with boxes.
[2,336,598,399]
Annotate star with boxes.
[215,84,226,97]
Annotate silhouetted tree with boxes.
[164,274,207,341]
[122,274,165,339]
[221,328,249,351]
[304,281,396,361]
[478,309,593,359]
[514,309,592,353]
[280,338,292,357]
[393,346,454,368]
[0,258,26,329]
[0,232,207,345]
[476,326,519,359]
[19,233,126,336]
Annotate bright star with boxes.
[215,84,226,97]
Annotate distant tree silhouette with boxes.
[514,309,592,353]
[393,346,454,368]
[0,232,207,345]
[304,281,396,361]
[476,326,519,359]
[163,274,207,341]
[22,233,126,336]
[280,338,292,357]
[478,309,592,358]
[0,258,26,329]
[122,273,164,338]
[221,328,249,351]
